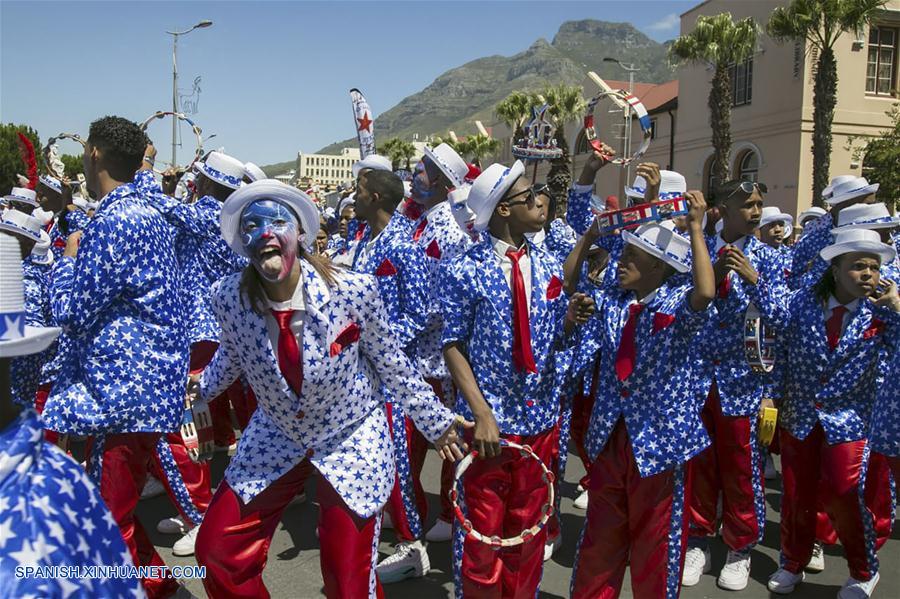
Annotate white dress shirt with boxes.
[491,235,532,308]
[825,296,860,337]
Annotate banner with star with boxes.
[350,88,376,159]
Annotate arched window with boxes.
[702,155,717,198]
[574,129,591,155]
[737,150,759,182]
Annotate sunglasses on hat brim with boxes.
[726,181,767,200]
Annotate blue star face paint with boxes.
[240,199,300,282]
[410,158,442,204]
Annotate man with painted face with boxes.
[193,179,470,599]
[683,179,790,592]
[41,115,188,598]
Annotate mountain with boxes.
[304,20,673,163]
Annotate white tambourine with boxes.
[139,111,204,172]
[43,133,87,180]
[744,303,776,373]
[583,89,652,165]
[450,440,555,548]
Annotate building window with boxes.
[737,150,759,182]
[730,58,753,106]
[649,118,657,140]
[867,26,898,95]
[703,156,717,198]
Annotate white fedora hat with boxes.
[244,162,267,182]
[820,228,896,263]
[449,183,475,234]
[622,222,692,273]
[220,179,319,254]
[624,170,686,201]
[3,187,38,207]
[352,154,393,179]
[30,235,53,266]
[38,175,62,194]
[835,202,899,231]
[822,175,858,201]
[759,207,794,238]
[798,206,827,227]
[0,209,51,245]
[0,233,60,357]
[467,161,526,233]
[826,176,879,206]
[196,151,246,190]
[337,194,356,216]
[423,143,468,189]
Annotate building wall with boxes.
[295,147,361,188]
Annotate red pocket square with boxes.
[330,322,361,357]
[653,313,676,333]
[863,319,884,340]
[546,276,563,300]
[426,239,442,259]
[375,259,397,277]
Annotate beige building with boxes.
[498,0,899,217]
[295,147,360,189]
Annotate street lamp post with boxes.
[603,57,641,185]
[166,20,212,168]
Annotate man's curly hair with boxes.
[88,116,148,176]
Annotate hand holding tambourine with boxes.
[182,374,214,463]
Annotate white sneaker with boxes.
[576,483,585,493]
[717,549,751,591]
[805,541,825,573]
[376,540,429,584]
[573,489,589,510]
[543,533,562,562]
[838,572,880,599]
[425,519,452,542]
[682,546,711,586]
[140,476,165,500]
[157,515,189,535]
[765,454,778,480]
[172,526,199,557]
[381,510,393,530]
[768,567,804,594]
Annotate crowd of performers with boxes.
[1,114,899,599]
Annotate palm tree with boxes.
[669,13,759,197]
[381,138,417,171]
[540,84,587,204]
[495,91,537,139]
[457,134,501,168]
[768,0,887,206]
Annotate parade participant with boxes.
[684,179,789,592]
[352,153,393,181]
[759,206,794,253]
[871,346,900,485]
[35,175,90,261]
[2,186,40,214]
[244,161,266,183]
[348,168,434,582]
[567,191,714,599]
[192,179,468,599]
[442,161,594,598]
[797,206,828,241]
[316,216,330,254]
[41,115,189,598]
[767,228,900,599]
[0,232,146,599]
[789,176,878,289]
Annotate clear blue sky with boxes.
[1,1,695,166]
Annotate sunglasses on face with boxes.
[503,183,549,207]
[727,180,768,199]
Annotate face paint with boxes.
[240,199,300,282]
[410,159,437,203]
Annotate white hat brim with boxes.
[424,146,465,188]
[197,162,242,190]
[0,325,61,358]
[3,195,39,207]
[622,230,691,273]
[220,179,319,255]
[820,239,896,264]
[839,217,900,231]
[623,186,644,200]
[825,183,879,206]
[0,221,50,245]
[472,161,526,233]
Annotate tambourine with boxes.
[758,406,778,446]
[450,440,555,548]
[139,111,204,171]
[181,395,215,463]
[744,303,776,373]
[590,194,689,234]
[583,89,652,165]
[43,133,87,179]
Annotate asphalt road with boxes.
[144,449,899,598]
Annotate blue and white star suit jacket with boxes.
[11,256,55,408]
[199,261,455,516]
[574,282,713,477]
[788,214,834,290]
[694,234,789,416]
[544,218,578,265]
[771,289,900,444]
[566,184,625,290]
[48,210,90,261]
[0,410,144,599]
[412,201,473,382]
[43,182,189,436]
[870,347,900,458]
[440,239,572,436]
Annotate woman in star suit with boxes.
[192,179,468,599]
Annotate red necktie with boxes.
[615,303,645,382]
[826,305,848,351]
[271,309,303,396]
[506,247,537,374]
[717,246,731,299]
[412,217,428,242]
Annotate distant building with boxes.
[295,147,360,189]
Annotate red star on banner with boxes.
[357,112,373,132]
